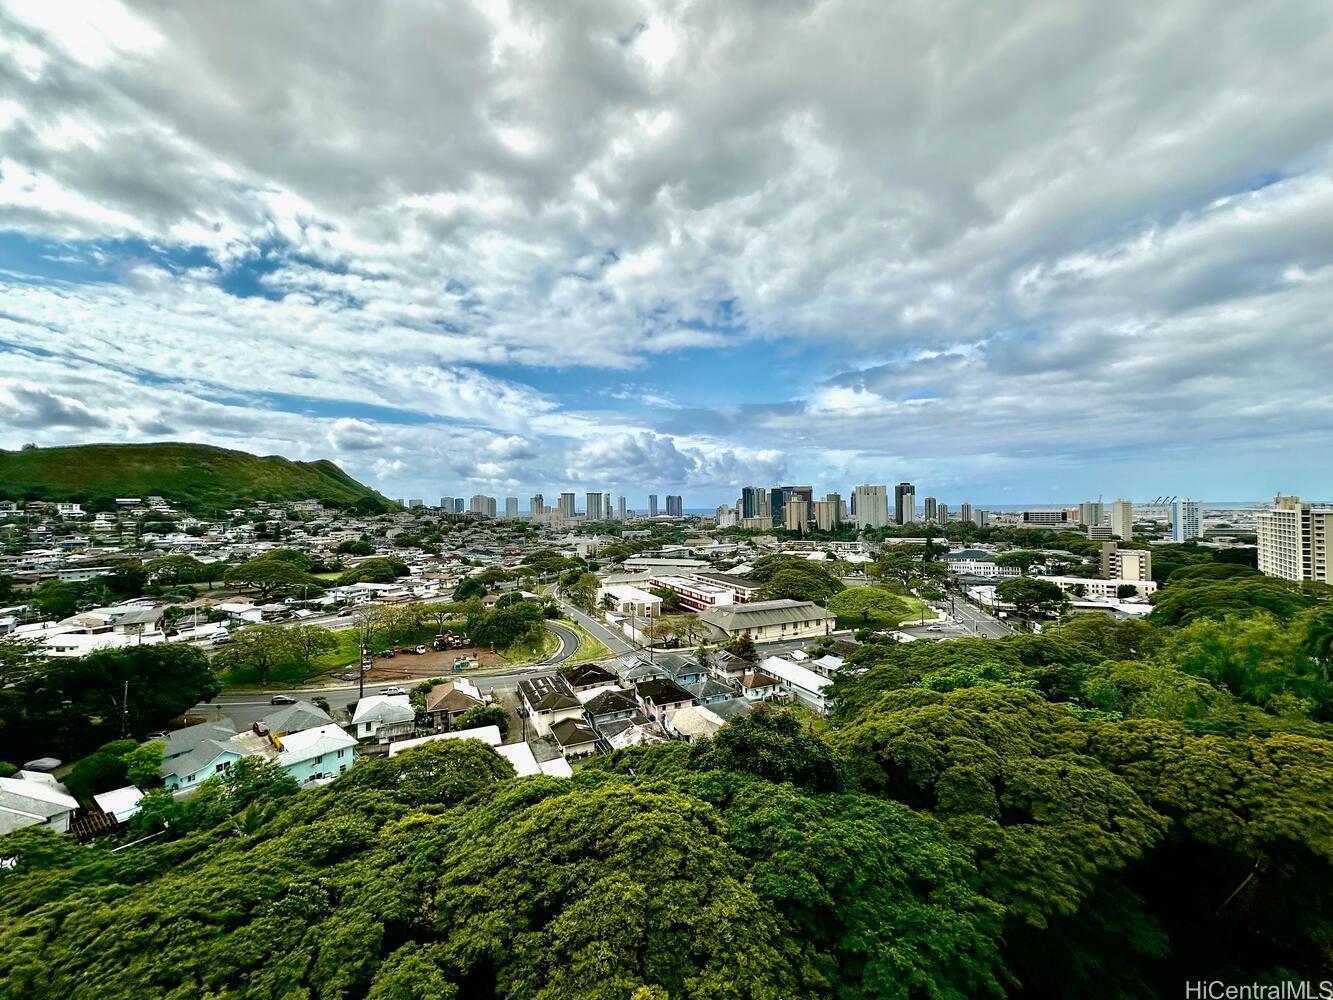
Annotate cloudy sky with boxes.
[2,0,1331,508]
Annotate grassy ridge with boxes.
[0,442,395,513]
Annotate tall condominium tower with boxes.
[1171,499,1203,542]
[895,482,916,524]
[648,494,659,517]
[852,484,890,528]
[585,492,603,521]
[1110,499,1133,540]
[923,496,938,522]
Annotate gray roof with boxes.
[160,739,240,781]
[518,676,581,712]
[550,718,600,748]
[706,698,755,721]
[698,599,835,631]
[684,677,734,701]
[161,719,237,760]
[583,688,637,717]
[261,701,334,734]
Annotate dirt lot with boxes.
[360,644,508,683]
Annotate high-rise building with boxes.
[895,482,916,524]
[440,496,454,511]
[1087,524,1113,540]
[470,495,497,517]
[530,494,545,516]
[852,485,890,528]
[741,486,766,519]
[558,492,577,519]
[454,498,465,513]
[648,494,659,517]
[1171,499,1203,542]
[715,504,737,527]
[1078,501,1105,528]
[783,498,811,534]
[505,497,519,518]
[973,508,989,527]
[1100,542,1153,581]
[1111,499,1133,540]
[959,502,972,524]
[813,499,840,531]
[603,493,613,520]
[586,492,603,521]
[408,499,423,508]
[666,495,683,517]
[923,496,938,522]
[1257,495,1333,583]
[937,503,949,522]
[617,495,627,520]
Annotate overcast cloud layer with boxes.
[2,0,1331,506]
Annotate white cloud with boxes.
[0,0,1330,501]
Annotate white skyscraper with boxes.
[617,495,627,520]
[852,484,890,528]
[1257,495,1333,583]
[1078,500,1106,527]
[1111,499,1133,540]
[558,492,577,518]
[1171,499,1203,542]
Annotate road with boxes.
[554,600,637,655]
[943,591,1015,638]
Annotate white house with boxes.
[93,786,144,824]
[351,695,415,742]
[0,775,80,835]
[759,655,834,715]
[517,676,585,737]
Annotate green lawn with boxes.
[219,619,465,688]
[557,620,613,665]
[834,594,933,632]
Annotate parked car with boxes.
[270,694,298,705]
[336,607,353,617]
[405,644,427,655]
[925,625,944,632]
[210,633,232,645]
[379,648,396,658]
[381,686,406,697]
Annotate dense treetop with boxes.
[1,565,1330,997]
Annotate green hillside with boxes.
[0,442,396,513]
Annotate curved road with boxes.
[538,621,582,665]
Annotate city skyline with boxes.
[2,5,1331,506]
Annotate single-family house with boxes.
[558,662,620,692]
[581,688,638,730]
[274,723,357,784]
[260,700,334,737]
[667,704,727,743]
[0,775,79,835]
[351,695,416,742]
[423,678,485,731]
[159,719,244,793]
[93,786,145,824]
[549,718,601,761]
[759,655,834,715]
[518,676,584,737]
[738,671,783,703]
[634,678,696,724]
